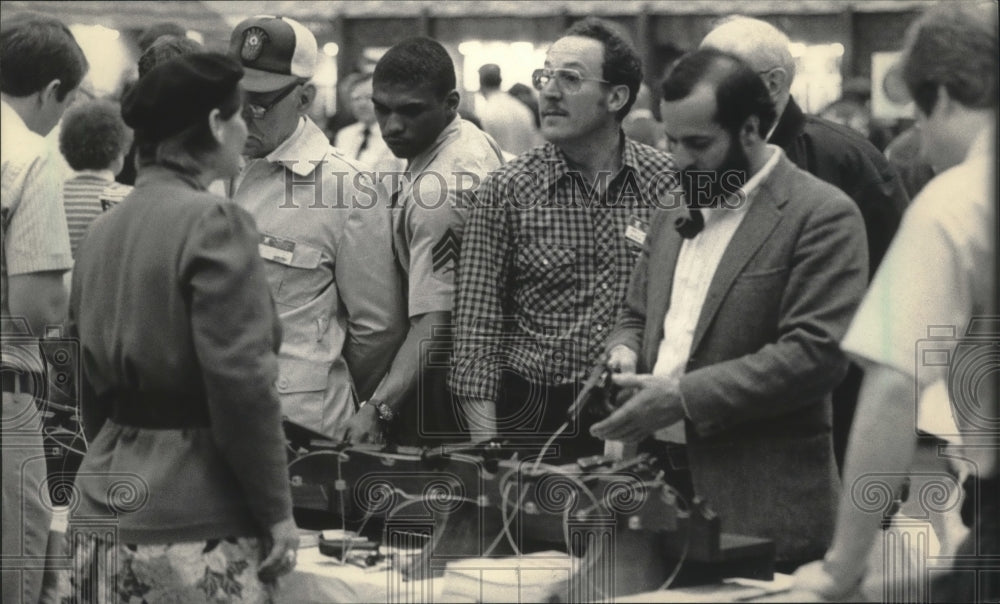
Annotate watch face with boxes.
[375,401,394,423]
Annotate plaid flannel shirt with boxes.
[451,136,678,403]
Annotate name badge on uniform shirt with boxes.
[624,215,648,248]
[259,233,295,264]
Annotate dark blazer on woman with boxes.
[68,165,292,544]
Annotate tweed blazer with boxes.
[606,152,869,561]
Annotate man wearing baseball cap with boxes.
[228,15,406,439]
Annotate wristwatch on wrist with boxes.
[366,398,395,424]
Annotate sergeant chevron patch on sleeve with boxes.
[432,228,461,274]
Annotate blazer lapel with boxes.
[689,158,790,354]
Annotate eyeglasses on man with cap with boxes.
[243,80,305,120]
[531,68,611,93]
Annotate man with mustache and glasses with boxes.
[451,18,678,460]
[593,48,868,570]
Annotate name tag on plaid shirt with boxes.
[625,215,648,248]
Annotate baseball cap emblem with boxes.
[241,27,269,62]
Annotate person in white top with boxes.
[333,73,405,179]
[794,4,998,601]
[473,63,543,156]
[1,14,88,604]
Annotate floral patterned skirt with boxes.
[59,532,275,603]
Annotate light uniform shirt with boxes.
[841,131,996,475]
[391,116,504,318]
[333,120,405,180]
[231,117,406,437]
[474,91,544,157]
[653,145,783,442]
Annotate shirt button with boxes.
[595,324,604,332]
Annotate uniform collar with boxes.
[407,115,462,176]
[265,117,331,177]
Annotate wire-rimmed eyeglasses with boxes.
[531,68,611,93]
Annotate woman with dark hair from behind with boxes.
[63,53,298,601]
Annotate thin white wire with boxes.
[499,481,525,556]
[530,420,569,474]
[483,467,525,556]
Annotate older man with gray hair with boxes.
[701,16,908,274]
[701,16,910,473]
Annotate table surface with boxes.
[279,546,826,603]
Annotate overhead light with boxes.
[458,41,481,55]
[94,24,120,40]
[71,23,120,41]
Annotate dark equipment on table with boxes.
[284,421,774,596]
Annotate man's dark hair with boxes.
[563,17,643,121]
[479,63,501,89]
[661,48,776,137]
[138,22,187,52]
[373,37,456,98]
[59,99,132,171]
[902,2,997,116]
[0,13,88,100]
[138,35,203,78]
